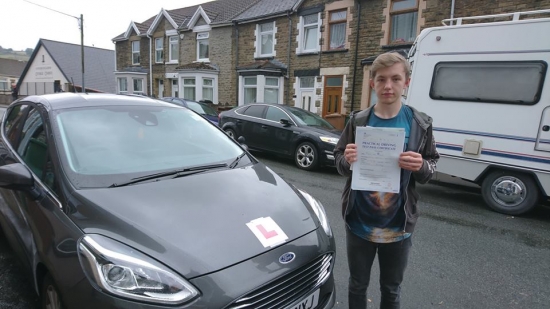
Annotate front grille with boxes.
[227,254,333,309]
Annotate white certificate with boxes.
[351,126,405,193]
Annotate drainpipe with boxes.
[234,21,239,106]
[350,0,362,113]
[147,34,153,96]
[450,0,456,25]
[286,10,292,105]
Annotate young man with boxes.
[334,52,439,309]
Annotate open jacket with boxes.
[334,105,439,233]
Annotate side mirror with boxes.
[0,163,41,200]
[280,119,291,127]
[237,136,248,151]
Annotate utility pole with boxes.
[23,0,85,92]
[79,14,85,92]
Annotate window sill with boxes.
[297,51,319,56]
[254,56,274,60]
[321,49,348,54]
[194,59,210,63]
[166,61,179,64]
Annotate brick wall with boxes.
[210,26,237,105]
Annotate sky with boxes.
[1,0,215,51]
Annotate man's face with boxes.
[370,63,410,106]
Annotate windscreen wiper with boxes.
[109,163,227,188]
[229,153,247,169]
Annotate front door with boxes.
[158,79,164,98]
[535,106,550,152]
[322,76,343,117]
[300,91,315,113]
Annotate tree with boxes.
[25,48,34,56]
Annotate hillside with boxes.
[0,46,31,62]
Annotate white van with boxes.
[405,10,550,215]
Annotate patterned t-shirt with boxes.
[348,104,413,243]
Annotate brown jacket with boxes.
[334,105,439,233]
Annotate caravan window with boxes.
[430,61,547,105]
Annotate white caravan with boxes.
[405,10,550,215]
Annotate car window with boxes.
[199,103,218,116]
[287,107,335,129]
[3,104,30,147]
[242,105,266,118]
[265,106,290,122]
[53,105,244,188]
[15,108,57,193]
[186,101,206,114]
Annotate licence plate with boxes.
[287,289,320,309]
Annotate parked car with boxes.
[0,93,335,309]
[219,103,341,171]
[160,97,219,125]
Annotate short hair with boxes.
[370,52,411,79]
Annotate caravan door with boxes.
[535,106,550,152]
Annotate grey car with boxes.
[0,93,336,309]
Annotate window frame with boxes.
[299,13,320,53]
[389,0,419,44]
[243,77,258,105]
[429,60,547,105]
[132,78,144,95]
[197,32,209,62]
[131,41,140,65]
[257,22,275,57]
[328,9,347,50]
[264,77,280,104]
[202,78,214,102]
[169,36,179,63]
[118,78,128,94]
[155,37,164,63]
[183,78,197,100]
[0,78,8,91]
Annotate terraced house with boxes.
[113,0,550,127]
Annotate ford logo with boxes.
[279,252,296,264]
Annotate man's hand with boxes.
[399,151,423,171]
[344,144,357,164]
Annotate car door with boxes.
[238,105,267,149]
[262,106,296,155]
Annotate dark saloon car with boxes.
[160,97,219,125]
[0,93,335,309]
[219,103,341,171]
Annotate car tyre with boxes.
[225,128,237,139]
[295,141,319,171]
[481,170,539,215]
[41,273,64,309]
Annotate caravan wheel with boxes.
[481,170,540,215]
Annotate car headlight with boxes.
[77,234,199,305]
[297,189,332,237]
[319,136,339,145]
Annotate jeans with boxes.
[346,228,412,309]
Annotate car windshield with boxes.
[186,101,218,117]
[52,105,244,188]
[287,107,335,130]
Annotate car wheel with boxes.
[41,273,64,309]
[481,170,540,215]
[225,128,236,139]
[295,142,319,171]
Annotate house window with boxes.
[155,38,164,63]
[329,10,347,50]
[258,22,274,56]
[132,41,140,65]
[183,78,196,100]
[244,77,257,104]
[264,77,279,104]
[202,78,214,101]
[169,36,179,62]
[133,78,143,95]
[390,0,418,43]
[0,78,8,91]
[197,32,209,61]
[118,78,127,94]
[300,14,320,52]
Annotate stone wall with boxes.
[210,26,237,105]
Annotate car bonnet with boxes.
[69,163,319,278]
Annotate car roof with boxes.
[17,93,174,111]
